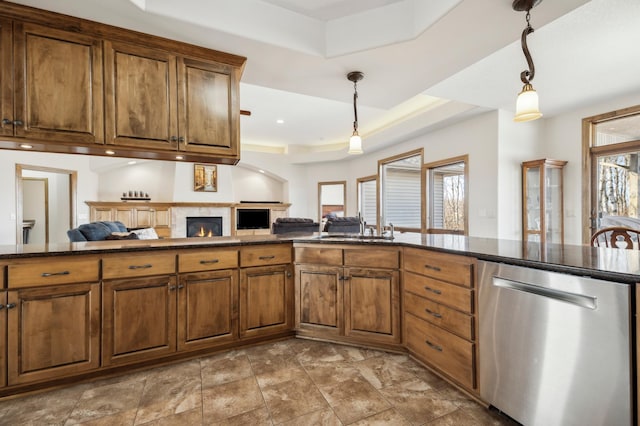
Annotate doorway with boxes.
[15,164,77,244]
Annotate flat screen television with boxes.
[236,208,270,230]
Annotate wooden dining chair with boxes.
[590,226,640,249]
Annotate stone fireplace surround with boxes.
[172,206,231,238]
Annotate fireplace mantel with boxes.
[86,201,291,237]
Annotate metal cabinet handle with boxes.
[128,264,152,269]
[259,255,275,260]
[170,136,178,142]
[286,271,292,278]
[199,259,219,264]
[424,264,441,272]
[424,286,442,295]
[6,303,16,309]
[0,304,4,309]
[178,136,185,143]
[41,271,70,277]
[426,340,443,352]
[13,120,23,126]
[169,285,177,291]
[1,118,11,125]
[425,308,442,318]
[178,284,184,289]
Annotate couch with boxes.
[67,221,135,242]
[323,216,361,233]
[272,217,320,234]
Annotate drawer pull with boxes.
[178,284,185,289]
[0,304,4,309]
[41,271,70,277]
[128,264,153,270]
[425,308,442,318]
[426,340,443,352]
[6,303,16,309]
[424,264,441,272]
[259,255,275,260]
[424,286,442,295]
[169,285,176,291]
[199,259,219,264]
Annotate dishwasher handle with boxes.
[492,276,597,310]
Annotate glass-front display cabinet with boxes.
[522,159,567,244]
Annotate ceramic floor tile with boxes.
[206,406,273,426]
[278,408,342,426]
[319,376,391,424]
[349,408,412,426]
[378,379,459,425]
[202,376,265,422]
[353,354,417,389]
[0,338,506,426]
[260,375,329,424]
[200,351,252,388]
[65,379,146,425]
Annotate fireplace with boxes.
[186,217,223,237]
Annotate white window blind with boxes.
[382,167,421,229]
[359,179,377,225]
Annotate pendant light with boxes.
[347,71,364,154]
[513,0,543,122]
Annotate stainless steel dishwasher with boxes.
[478,261,632,426]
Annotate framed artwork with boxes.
[194,164,217,192]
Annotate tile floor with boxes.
[0,339,517,425]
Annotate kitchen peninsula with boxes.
[0,233,636,424]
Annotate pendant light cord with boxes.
[352,81,359,134]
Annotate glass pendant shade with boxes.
[514,84,543,122]
[348,133,363,154]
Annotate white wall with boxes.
[231,166,283,203]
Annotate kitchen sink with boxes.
[314,234,394,241]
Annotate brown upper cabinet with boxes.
[0,2,245,164]
[1,21,104,144]
[104,42,239,158]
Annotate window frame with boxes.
[356,174,377,230]
[377,148,424,233]
[422,155,469,235]
[582,104,640,243]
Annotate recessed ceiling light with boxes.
[276,119,284,124]
[20,144,33,149]
[258,169,265,174]
[176,155,184,160]
[128,160,137,165]
[105,150,115,155]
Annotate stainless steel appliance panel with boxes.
[478,261,632,426]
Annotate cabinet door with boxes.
[178,57,239,157]
[344,268,401,345]
[102,275,177,366]
[0,19,12,137]
[239,264,293,338]
[13,23,103,143]
[91,207,114,222]
[295,264,343,337]
[178,270,238,351]
[104,41,178,150]
[114,207,134,229]
[7,283,100,385]
[135,207,154,228]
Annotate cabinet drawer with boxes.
[8,257,99,288]
[103,253,176,279]
[240,244,291,267]
[179,249,238,272]
[344,248,399,269]
[405,313,475,389]
[405,272,473,313]
[404,248,474,287]
[295,247,342,265]
[404,291,473,340]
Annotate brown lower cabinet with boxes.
[102,275,177,367]
[177,269,238,351]
[239,264,294,339]
[7,283,101,385]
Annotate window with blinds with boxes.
[380,152,422,230]
[358,178,377,226]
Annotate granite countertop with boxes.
[2,232,639,284]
